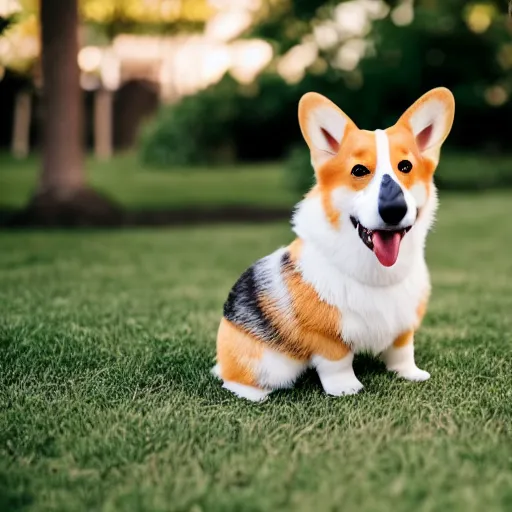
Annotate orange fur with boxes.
[288,238,303,262]
[385,124,435,193]
[393,330,413,348]
[317,130,379,228]
[317,130,377,193]
[392,295,429,349]
[284,241,340,341]
[298,94,383,229]
[258,239,350,361]
[416,297,428,327]
[216,318,263,386]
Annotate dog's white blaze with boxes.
[375,129,428,210]
[374,129,395,177]
[352,130,390,230]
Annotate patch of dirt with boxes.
[3,188,124,227]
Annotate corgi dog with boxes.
[213,88,455,402]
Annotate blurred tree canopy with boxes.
[0,0,212,76]
[17,0,212,27]
[252,0,512,138]
[143,0,512,168]
[16,0,211,37]
[81,0,211,38]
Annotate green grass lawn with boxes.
[1,192,512,512]
[0,153,297,211]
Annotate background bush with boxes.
[284,144,314,195]
[140,74,310,167]
[139,78,239,167]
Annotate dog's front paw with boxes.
[391,366,430,382]
[322,375,364,396]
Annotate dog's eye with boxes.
[351,164,371,177]
[398,160,413,173]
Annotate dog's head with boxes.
[296,88,455,269]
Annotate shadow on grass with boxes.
[0,473,33,512]
[183,349,390,404]
[0,202,290,229]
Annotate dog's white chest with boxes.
[338,271,428,353]
[298,244,430,354]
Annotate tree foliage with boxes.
[251,0,512,150]
[81,0,211,37]
[142,0,512,169]
[12,0,211,39]
[1,0,211,76]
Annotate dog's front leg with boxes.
[312,352,363,396]
[381,330,430,381]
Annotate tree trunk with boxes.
[11,90,31,159]
[8,0,123,227]
[39,0,84,195]
[94,88,113,160]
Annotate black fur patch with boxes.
[223,262,280,342]
[280,251,293,272]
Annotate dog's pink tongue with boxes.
[372,231,402,267]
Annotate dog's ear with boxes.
[298,92,357,169]
[397,87,455,164]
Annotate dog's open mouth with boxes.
[350,216,412,267]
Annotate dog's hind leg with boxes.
[215,318,306,401]
[215,318,270,402]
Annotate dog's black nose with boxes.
[378,174,407,225]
